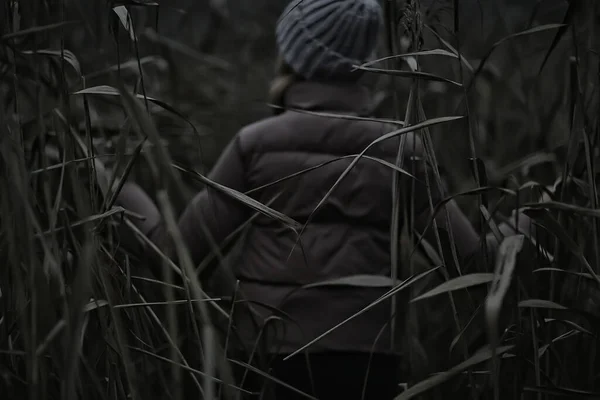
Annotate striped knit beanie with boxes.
[275,0,383,82]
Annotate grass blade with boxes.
[518,299,568,310]
[485,235,525,400]
[302,275,397,289]
[411,273,495,303]
[1,20,80,41]
[356,66,462,87]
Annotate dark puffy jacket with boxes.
[117,80,480,355]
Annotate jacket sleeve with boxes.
[414,198,480,270]
[115,134,249,279]
[177,134,249,270]
[485,210,537,259]
[408,158,481,272]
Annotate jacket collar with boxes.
[282,81,372,116]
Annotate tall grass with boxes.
[1,0,600,399]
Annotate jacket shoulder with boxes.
[236,115,284,153]
[236,112,424,161]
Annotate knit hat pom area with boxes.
[275,0,383,82]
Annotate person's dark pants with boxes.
[237,351,401,400]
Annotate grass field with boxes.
[1,1,599,399]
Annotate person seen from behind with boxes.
[110,0,489,398]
